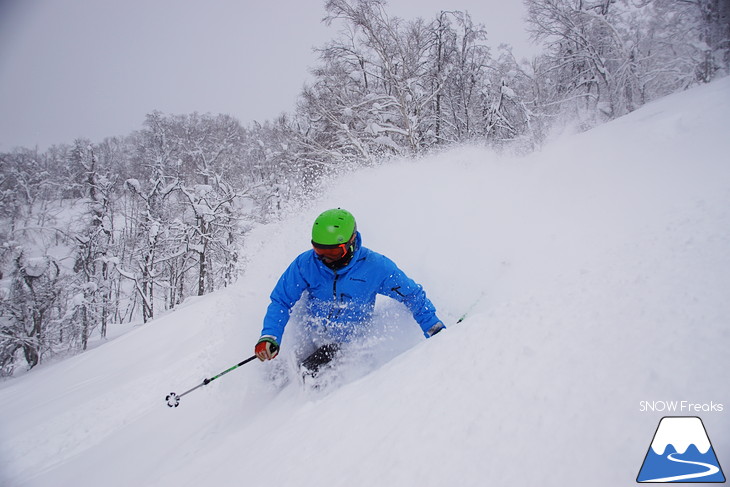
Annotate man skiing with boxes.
[254,208,445,377]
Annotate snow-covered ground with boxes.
[1,77,729,487]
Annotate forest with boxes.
[1,0,727,376]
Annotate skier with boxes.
[254,208,445,378]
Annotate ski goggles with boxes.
[312,241,350,261]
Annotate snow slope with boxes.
[1,77,729,487]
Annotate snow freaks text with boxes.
[639,401,724,413]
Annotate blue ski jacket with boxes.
[260,232,442,344]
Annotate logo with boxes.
[637,416,725,483]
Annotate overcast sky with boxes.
[0,0,538,151]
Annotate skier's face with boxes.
[313,243,348,264]
[312,233,355,268]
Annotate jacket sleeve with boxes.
[261,256,309,344]
[378,257,443,337]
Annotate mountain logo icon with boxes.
[637,416,726,483]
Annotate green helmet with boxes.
[311,208,357,245]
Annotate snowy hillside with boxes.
[1,77,729,487]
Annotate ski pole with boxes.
[456,291,486,323]
[166,353,262,408]
[456,262,509,323]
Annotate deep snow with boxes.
[1,77,729,487]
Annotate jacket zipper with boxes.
[327,271,340,320]
[333,271,339,300]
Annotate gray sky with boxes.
[0,0,537,151]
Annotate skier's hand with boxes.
[426,322,445,337]
[255,336,279,361]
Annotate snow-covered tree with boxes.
[482,49,536,147]
[120,115,182,322]
[301,0,441,162]
[179,180,239,295]
[0,148,55,231]
[525,0,728,130]
[0,252,63,373]
[121,175,178,323]
[244,116,306,217]
[430,10,492,143]
[68,141,117,347]
[525,0,634,123]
